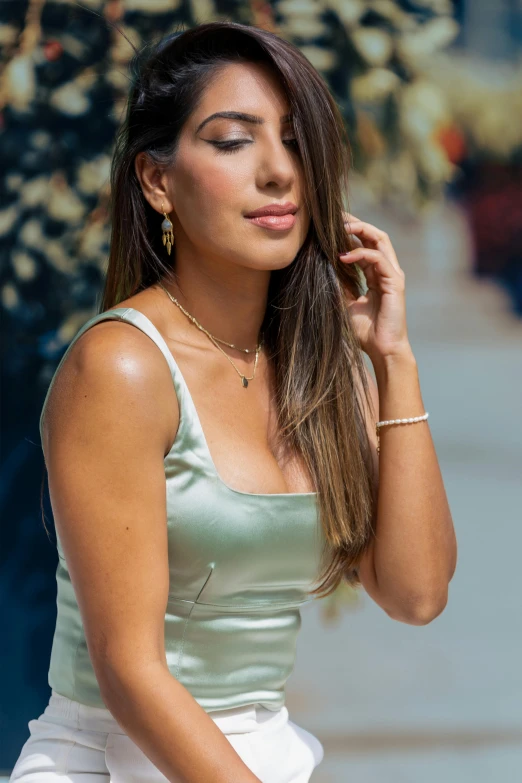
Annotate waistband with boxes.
[42,690,288,736]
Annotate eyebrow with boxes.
[195,111,293,135]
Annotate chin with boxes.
[258,251,299,270]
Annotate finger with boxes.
[339,247,389,272]
[345,223,401,272]
[343,218,402,274]
[342,212,369,232]
[342,211,362,224]
[341,251,379,291]
[339,247,404,291]
[338,248,381,292]
[344,233,364,250]
[340,214,363,251]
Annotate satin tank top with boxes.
[41,307,327,711]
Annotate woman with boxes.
[10,20,457,783]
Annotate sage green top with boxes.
[41,307,326,711]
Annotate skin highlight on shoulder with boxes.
[43,319,179,462]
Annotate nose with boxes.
[258,133,297,190]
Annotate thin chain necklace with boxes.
[157,281,264,388]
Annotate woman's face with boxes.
[167,60,310,272]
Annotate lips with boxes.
[244,202,298,218]
[245,213,297,230]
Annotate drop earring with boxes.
[161,201,174,255]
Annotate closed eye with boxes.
[209,139,300,154]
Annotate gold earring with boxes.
[160,201,174,255]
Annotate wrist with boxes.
[370,346,417,378]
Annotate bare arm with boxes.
[356,352,457,625]
[43,321,261,783]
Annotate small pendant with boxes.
[242,376,248,388]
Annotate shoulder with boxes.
[42,317,179,458]
[69,318,171,387]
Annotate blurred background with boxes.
[1,0,521,779]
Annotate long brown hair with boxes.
[99,21,376,598]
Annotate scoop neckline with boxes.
[116,307,319,502]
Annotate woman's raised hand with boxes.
[339,211,413,365]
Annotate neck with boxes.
[159,252,269,352]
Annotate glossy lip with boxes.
[244,201,298,218]
[245,213,297,231]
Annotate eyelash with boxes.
[211,139,300,155]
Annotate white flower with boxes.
[352,28,393,67]
[105,67,130,91]
[352,68,400,102]
[46,238,77,274]
[0,205,18,236]
[125,0,181,10]
[6,174,23,192]
[50,71,97,116]
[399,17,459,63]
[77,156,111,196]
[78,221,110,262]
[59,311,98,345]
[324,0,364,27]
[300,45,337,72]
[4,54,35,112]
[47,174,87,222]
[400,80,450,139]
[191,0,215,23]
[21,176,50,208]
[110,24,141,65]
[280,17,328,38]
[2,283,19,310]
[278,0,323,18]
[0,23,20,46]
[20,218,45,249]
[413,0,453,13]
[12,251,37,281]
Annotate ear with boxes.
[134,151,173,214]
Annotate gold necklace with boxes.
[157,281,264,388]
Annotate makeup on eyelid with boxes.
[206,138,299,153]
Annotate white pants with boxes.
[9,690,324,782]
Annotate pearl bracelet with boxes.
[375,412,429,454]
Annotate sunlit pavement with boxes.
[286,198,522,782]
